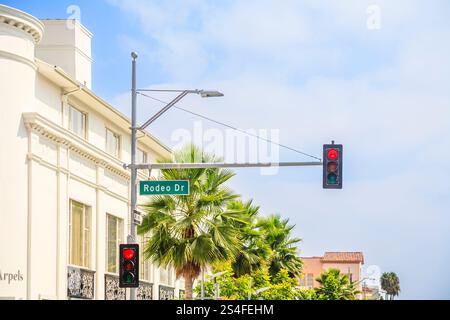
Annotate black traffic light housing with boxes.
[323,142,343,189]
[119,243,139,288]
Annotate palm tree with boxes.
[256,214,303,278]
[138,145,247,299]
[316,268,359,300]
[380,272,400,300]
[226,199,270,277]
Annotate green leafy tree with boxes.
[380,272,400,300]
[297,288,318,300]
[226,199,270,277]
[194,264,252,300]
[259,269,300,300]
[315,268,359,300]
[138,145,247,299]
[257,214,303,278]
[195,265,303,300]
[251,265,271,289]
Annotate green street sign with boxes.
[139,180,190,196]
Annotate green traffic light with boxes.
[123,272,135,284]
[327,173,338,185]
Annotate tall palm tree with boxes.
[256,214,303,278]
[380,272,400,300]
[138,145,247,299]
[226,199,270,277]
[316,268,359,300]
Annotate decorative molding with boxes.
[27,152,130,204]
[41,19,93,38]
[36,45,93,62]
[23,112,130,181]
[0,50,37,70]
[0,4,44,43]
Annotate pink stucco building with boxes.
[299,252,364,291]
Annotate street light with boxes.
[252,287,271,300]
[138,88,223,97]
[352,277,376,300]
[127,52,223,300]
[137,89,224,130]
[203,271,229,300]
[198,90,224,98]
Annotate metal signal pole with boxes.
[129,51,138,300]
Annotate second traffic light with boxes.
[119,244,139,288]
[323,142,343,189]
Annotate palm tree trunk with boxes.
[185,275,194,300]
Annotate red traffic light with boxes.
[323,143,343,189]
[119,243,139,288]
[327,148,338,161]
[122,248,135,260]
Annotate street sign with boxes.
[139,180,190,196]
[133,209,143,225]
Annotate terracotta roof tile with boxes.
[322,252,364,263]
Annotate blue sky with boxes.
[5,0,450,299]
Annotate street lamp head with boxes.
[198,90,224,98]
[207,270,229,280]
[131,52,138,60]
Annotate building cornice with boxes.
[0,49,37,69]
[0,4,44,44]
[41,19,93,38]
[23,112,130,180]
[36,45,93,63]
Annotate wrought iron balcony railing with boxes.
[159,285,175,300]
[67,266,95,299]
[105,274,126,300]
[105,274,153,300]
[137,281,153,300]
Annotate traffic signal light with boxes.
[323,142,343,189]
[119,244,139,288]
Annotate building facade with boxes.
[0,4,184,300]
[299,252,364,294]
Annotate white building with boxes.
[0,4,185,300]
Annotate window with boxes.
[137,149,150,177]
[69,200,91,268]
[160,266,173,286]
[137,148,147,164]
[139,234,152,281]
[299,277,306,287]
[106,128,120,158]
[179,278,185,289]
[106,214,124,273]
[306,274,314,288]
[168,267,173,286]
[68,105,86,138]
